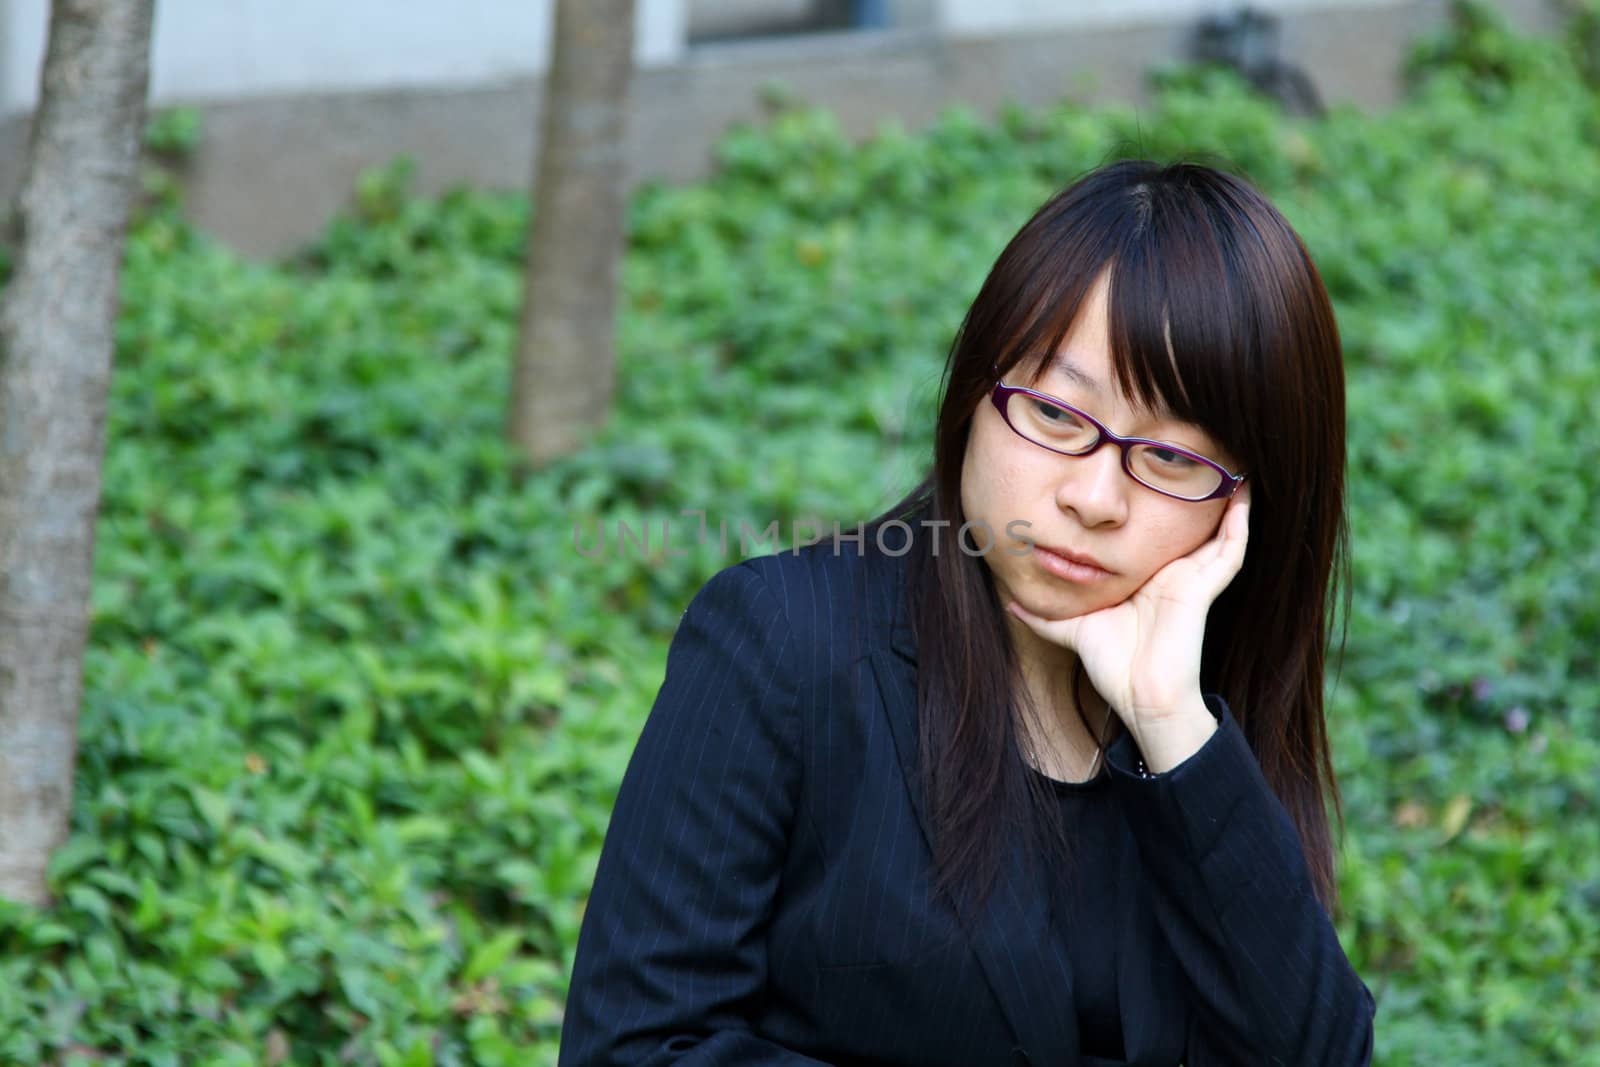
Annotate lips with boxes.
[1036,543,1112,572]
[1033,543,1115,582]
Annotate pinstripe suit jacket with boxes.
[558,536,1376,1066]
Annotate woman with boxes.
[559,160,1377,1065]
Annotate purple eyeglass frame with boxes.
[988,367,1246,503]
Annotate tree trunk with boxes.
[0,0,154,906]
[507,0,637,465]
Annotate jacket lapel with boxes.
[862,547,1081,1064]
[859,541,1194,1065]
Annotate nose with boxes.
[1054,440,1129,528]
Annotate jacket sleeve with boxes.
[558,562,831,1066]
[1104,697,1377,1067]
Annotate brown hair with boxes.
[869,159,1349,922]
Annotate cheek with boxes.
[961,421,1019,518]
[959,444,985,521]
[1127,504,1226,578]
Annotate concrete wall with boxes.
[0,0,1567,258]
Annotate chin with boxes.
[1026,582,1128,620]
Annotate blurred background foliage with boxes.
[0,3,1596,1064]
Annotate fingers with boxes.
[1174,487,1251,599]
[1225,482,1251,551]
[1208,484,1251,591]
[1184,485,1250,570]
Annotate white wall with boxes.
[0,0,687,115]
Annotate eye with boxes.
[1032,400,1087,428]
[1147,446,1201,469]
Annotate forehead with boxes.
[1042,352,1102,395]
[1031,349,1176,422]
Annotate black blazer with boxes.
[558,536,1376,1066]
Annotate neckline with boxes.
[1028,761,1112,796]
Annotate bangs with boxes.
[1106,180,1269,458]
[1010,173,1281,468]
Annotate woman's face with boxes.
[960,269,1236,625]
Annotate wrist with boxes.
[1130,695,1216,774]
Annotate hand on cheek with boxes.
[1007,486,1251,750]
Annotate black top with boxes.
[1031,764,1126,1060]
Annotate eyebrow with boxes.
[1047,354,1101,394]
[1048,352,1182,423]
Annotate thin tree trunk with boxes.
[508,0,637,465]
[0,0,153,906]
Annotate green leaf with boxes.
[190,787,233,833]
[462,929,523,984]
[46,835,104,885]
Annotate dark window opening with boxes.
[687,0,889,44]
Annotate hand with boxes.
[1007,486,1251,744]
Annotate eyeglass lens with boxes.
[1011,394,1224,500]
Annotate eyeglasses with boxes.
[989,370,1245,503]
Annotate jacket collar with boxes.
[858,536,1179,1064]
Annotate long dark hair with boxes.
[867,159,1349,922]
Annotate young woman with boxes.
[559,160,1377,1066]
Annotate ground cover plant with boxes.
[0,4,1595,1064]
